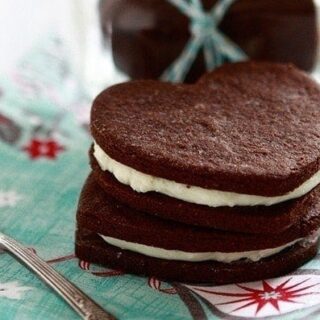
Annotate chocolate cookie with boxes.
[77,174,320,254]
[100,0,318,82]
[76,228,319,284]
[91,62,320,196]
[90,153,318,234]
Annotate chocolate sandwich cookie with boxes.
[90,153,317,234]
[100,0,318,82]
[76,228,318,284]
[91,62,320,204]
[75,175,320,284]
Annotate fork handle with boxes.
[0,233,116,320]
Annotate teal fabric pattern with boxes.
[0,36,320,320]
[161,0,247,82]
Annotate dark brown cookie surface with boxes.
[77,174,320,252]
[100,0,318,82]
[75,227,319,284]
[91,62,320,196]
[91,153,319,234]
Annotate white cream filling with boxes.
[93,142,320,207]
[99,234,303,263]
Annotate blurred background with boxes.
[1,0,320,121]
[2,0,320,87]
[0,0,125,114]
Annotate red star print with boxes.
[193,278,320,316]
[22,138,65,160]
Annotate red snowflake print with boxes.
[187,275,320,318]
[22,138,65,160]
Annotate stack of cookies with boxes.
[76,62,320,284]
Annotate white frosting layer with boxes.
[93,142,320,207]
[99,234,302,263]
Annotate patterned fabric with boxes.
[0,35,320,320]
[161,0,247,82]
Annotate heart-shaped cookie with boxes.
[75,174,320,284]
[78,62,320,284]
[89,154,317,234]
[91,62,320,198]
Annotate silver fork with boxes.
[0,232,116,320]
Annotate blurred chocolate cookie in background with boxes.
[99,0,318,82]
